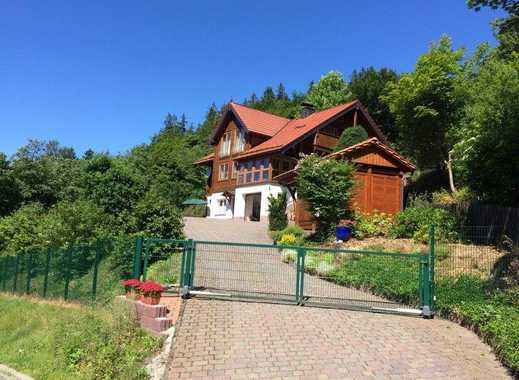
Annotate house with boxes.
[194,100,415,227]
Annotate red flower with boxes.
[121,279,141,288]
[138,281,164,297]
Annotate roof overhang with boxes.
[193,153,214,165]
[274,138,416,185]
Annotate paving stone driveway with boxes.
[168,299,511,380]
[184,217,272,244]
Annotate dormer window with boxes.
[234,129,245,153]
[220,132,231,157]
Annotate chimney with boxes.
[300,101,316,118]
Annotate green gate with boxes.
[134,231,435,318]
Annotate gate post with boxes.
[180,239,194,298]
[429,224,436,313]
[133,236,143,280]
[419,253,434,318]
[296,248,305,305]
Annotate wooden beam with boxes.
[353,110,358,128]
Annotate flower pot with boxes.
[125,289,137,299]
[142,295,161,305]
[335,225,352,242]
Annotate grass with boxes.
[0,294,161,380]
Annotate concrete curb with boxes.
[146,326,176,380]
[0,365,34,380]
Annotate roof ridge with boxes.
[230,102,291,121]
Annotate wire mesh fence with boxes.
[139,239,186,290]
[0,237,136,303]
[435,226,517,281]
[181,240,431,314]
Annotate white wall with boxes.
[207,192,233,219]
[234,184,292,220]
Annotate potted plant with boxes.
[138,281,165,305]
[121,279,141,299]
[335,219,355,242]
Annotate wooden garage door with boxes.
[352,171,401,215]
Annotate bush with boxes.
[334,126,369,151]
[353,212,395,239]
[182,205,208,217]
[271,225,305,244]
[391,207,458,243]
[278,233,298,246]
[297,154,356,240]
[267,192,288,231]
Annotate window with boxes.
[263,158,270,169]
[234,129,245,153]
[220,132,231,157]
[262,170,269,181]
[246,172,252,183]
[247,160,253,170]
[232,162,238,178]
[219,163,229,180]
[254,172,260,182]
[255,159,261,169]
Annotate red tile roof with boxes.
[230,102,290,137]
[327,137,416,171]
[234,101,358,159]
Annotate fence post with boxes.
[142,243,149,281]
[188,240,196,288]
[429,224,436,313]
[419,253,433,318]
[92,241,101,301]
[133,236,143,280]
[0,257,5,291]
[296,248,306,305]
[180,241,188,288]
[13,254,19,293]
[43,248,51,298]
[25,250,33,294]
[64,246,72,301]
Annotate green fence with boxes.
[0,238,136,303]
[134,235,435,317]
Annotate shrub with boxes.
[278,233,298,246]
[182,205,208,217]
[146,254,182,285]
[353,212,395,239]
[297,154,356,240]
[391,207,458,243]
[334,126,369,152]
[267,192,288,231]
[271,225,305,243]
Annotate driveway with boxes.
[168,299,510,379]
[183,217,271,244]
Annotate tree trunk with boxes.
[445,152,457,194]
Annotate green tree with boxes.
[334,126,369,151]
[467,0,519,57]
[454,52,519,205]
[349,67,399,141]
[382,35,465,191]
[0,153,22,216]
[305,71,353,110]
[0,203,46,254]
[296,154,356,240]
[267,192,288,231]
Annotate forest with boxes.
[0,0,518,254]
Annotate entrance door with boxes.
[245,193,261,222]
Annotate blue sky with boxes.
[0,1,503,157]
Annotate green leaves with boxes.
[334,126,369,152]
[296,154,355,239]
[305,71,353,110]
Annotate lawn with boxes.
[0,294,161,380]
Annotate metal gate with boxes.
[134,238,434,318]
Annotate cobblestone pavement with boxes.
[168,299,511,380]
[184,217,272,244]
